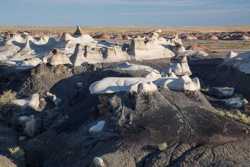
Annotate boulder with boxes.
[155,75,201,92]
[241,35,250,41]
[89,120,106,134]
[226,50,238,59]
[167,54,192,76]
[205,87,235,99]
[222,97,248,109]
[129,36,175,60]
[222,51,250,74]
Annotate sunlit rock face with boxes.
[226,51,238,59]
[166,53,192,77]
[89,60,200,95]
[128,33,175,60]
[0,27,185,68]
[46,49,72,66]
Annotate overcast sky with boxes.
[0,0,250,26]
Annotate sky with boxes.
[0,0,250,26]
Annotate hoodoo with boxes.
[129,31,175,60]
[47,49,72,66]
[168,54,192,76]
[73,25,83,37]
[70,44,86,66]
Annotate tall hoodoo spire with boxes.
[73,25,83,37]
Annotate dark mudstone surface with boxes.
[20,69,250,167]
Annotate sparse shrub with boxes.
[212,108,250,125]
[0,90,16,109]
[8,146,25,161]
[0,90,20,120]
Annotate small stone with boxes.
[158,142,168,151]
[18,136,26,141]
[89,121,105,134]
[76,82,83,88]
[93,157,105,167]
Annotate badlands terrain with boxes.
[0,26,250,167]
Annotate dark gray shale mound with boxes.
[21,69,250,167]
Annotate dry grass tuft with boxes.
[0,90,16,109]
[212,109,250,125]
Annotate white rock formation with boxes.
[167,55,192,76]
[111,62,157,73]
[81,45,104,64]
[226,51,238,59]
[0,28,197,66]
[102,45,130,63]
[222,97,248,109]
[129,81,158,94]
[47,49,72,66]
[186,35,197,40]
[28,93,40,111]
[170,34,183,46]
[93,157,106,167]
[0,36,24,61]
[129,35,175,60]
[209,35,219,40]
[145,70,162,80]
[168,62,192,76]
[32,35,50,45]
[89,77,151,94]
[70,44,87,66]
[155,75,200,92]
[90,74,200,94]
[7,33,26,43]
[20,57,42,69]
[207,87,235,98]
[223,51,250,74]
[183,50,209,58]
[89,121,106,134]
[241,35,250,41]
